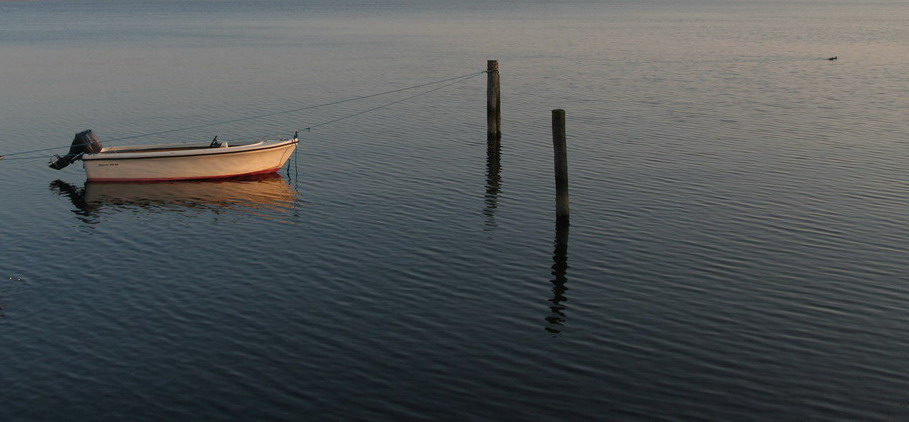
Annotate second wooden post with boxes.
[487,60,501,144]
[552,109,569,223]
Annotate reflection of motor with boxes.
[49,179,96,214]
[49,130,103,170]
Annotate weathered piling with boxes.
[487,60,501,145]
[552,109,569,223]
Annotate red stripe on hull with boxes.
[87,166,283,183]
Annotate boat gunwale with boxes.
[84,139,296,161]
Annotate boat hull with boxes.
[82,139,297,182]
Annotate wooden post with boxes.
[552,109,569,223]
[487,60,501,144]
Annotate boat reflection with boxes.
[50,173,299,222]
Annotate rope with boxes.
[303,71,483,131]
[1,154,52,161]
[1,70,487,161]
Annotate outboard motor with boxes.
[49,129,103,170]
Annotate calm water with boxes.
[2,0,908,420]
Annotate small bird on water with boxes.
[827,56,838,61]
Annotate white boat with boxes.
[50,130,298,182]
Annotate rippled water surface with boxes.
[2,0,908,420]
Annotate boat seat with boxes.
[210,136,222,148]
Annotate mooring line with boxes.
[302,71,483,132]
[1,69,487,161]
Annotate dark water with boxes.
[2,0,908,420]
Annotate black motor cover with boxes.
[49,130,103,170]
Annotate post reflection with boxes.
[50,173,300,223]
[483,141,502,229]
[545,221,570,334]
